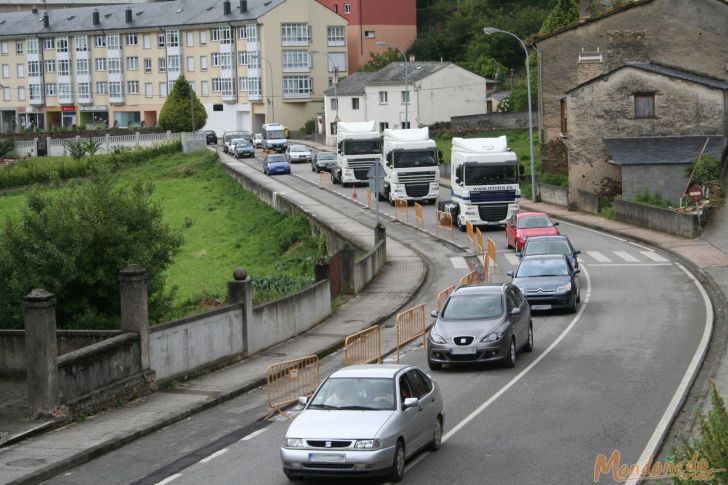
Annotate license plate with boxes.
[451,347,476,355]
[531,305,552,311]
[308,453,346,463]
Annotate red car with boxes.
[505,212,560,252]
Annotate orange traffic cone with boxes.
[352,186,358,201]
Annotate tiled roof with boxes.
[0,0,285,36]
[365,61,450,85]
[604,136,726,165]
[323,71,376,96]
[568,63,728,93]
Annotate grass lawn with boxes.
[0,150,324,317]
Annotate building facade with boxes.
[0,1,157,14]
[316,0,416,72]
[0,0,347,135]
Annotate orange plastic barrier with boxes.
[395,304,426,363]
[319,171,330,187]
[475,227,485,254]
[344,325,382,366]
[367,189,373,209]
[482,253,490,283]
[466,222,474,250]
[487,237,497,273]
[436,285,456,312]
[265,355,320,418]
[458,270,479,287]
[436,211,454,239]
[394,198,408,222]
[414,202,424,228]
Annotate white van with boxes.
[261,123,287,152]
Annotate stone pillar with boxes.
[374,223,386,246]
[228,269,253,356]
[119,265,150,370]
[166,130,171,140]
[135,131,140,147]
[105,133,111,153]
[24,289,59,419]
[227,267,248,304]
[341,245,356,295]
[32,138,38,157]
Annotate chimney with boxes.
[43,11,49,28]
[92,9,100,25]
[579,0,591,20]
[223,0,231,15]
[240,0,248,12]
[125,7,132,23]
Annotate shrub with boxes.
[0,138,14,158]
[159,75,207,132]
[635,189,671,208]
[303,119,315,134]
[686,154,721,185]
[64,139,87,161]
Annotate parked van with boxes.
[262,123,287,152]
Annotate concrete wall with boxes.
[622,163,690,204]
[614,199,700,238]
[450,111,532,132]
[353,240,386,294]
[149,304,244,383]
[537,183,570,207]
[578,190,600,214]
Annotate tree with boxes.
[540,0,580,34]
[359,49,405,72]
[158,75,207,132]
[0,176,184,329]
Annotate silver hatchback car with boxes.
[280,364,444,482]
[428,284,533,370]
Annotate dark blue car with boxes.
[263,154,291,176]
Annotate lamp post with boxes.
[375,41,409,128]
[256,54,275,123]
[484,27,536,202]
[311,50,339,131]
[189,84,196,132]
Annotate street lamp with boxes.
[255,54,275,123]
[375,41,409,128]
[310,50,339,123]
[484,27,536,202]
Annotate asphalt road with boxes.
[43,148,709,485]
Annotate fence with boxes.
[436,210,454,239]
[487,237,497,274]
[414,202,424,228]
[482,253,491,283]
[344,325,382,366]
[475,228,485,254]
[366,189,373,209]
[466,222,475,250]
[43,131,180,157]
[394,198,408,222]
[458,270,479,287]
[319,171,331,188]
[436,285,456,312]
[395,305,426,363]
[265,355,320,418]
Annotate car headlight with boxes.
[481,332,504,343]
[430,331,446,344]
[354,439,382,449]
[286,438,305,448]
[556,283,572,293]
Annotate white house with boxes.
[323,61,487,143]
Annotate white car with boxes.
[285,144,312,163]
[253,133,263,148]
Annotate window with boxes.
[167,55,180,72]
[109,81,123,98]
[16,64,24,78]
[219,52,232,69]
[77,82,90,98]
[201,80,209,96]
[364,31,376,39]
[17,86,25,101]
[75,35,88,52]
[127,56,139,70]
[45,60,56,73]
[3,87,10,101]
[143,34,151,49]
[283,75,313,97]
[634,93,655,119]
[1,64,8,78]
[200,55,208,71]
[107,57,121,74]
[344,3,351,14]
[95,58,106,71]
[213,104,223,112]
[239,77,261,96]
[379,122,389,131]
[1,42,8,55]
[352,97,359,110]
[211,52,220,67]
[46,83,57,96]
[188,81,195,94]
[106,34,120,50]
[95,35,106,48]
[96,81,108,94]
[127,80,139,94]
[282,50,310,70]
[401,90,409,105]
[327,26,345,45]
[144,82,153,97]
[58,60,70,75]
[281,23,310,44]
[126,33,138,46]
[58,83,71,98]
[211,28,220,42]
[330,98,338,110]
[44,38,56,50]
[379,91,388,104]
[330,122,337,135]
[401,121,411,129]
[240,51,259,68]
[158,57,166,72]
[159,82,168,97]
[211,78,222,92]
[76,58,89,75]
[29,83,42,101]
[187,56,195,72]
[139,58,149,74]
[27,38,39,55]
[56,37,68,53]
[560,98,567,134]
[157,33,165,48]
[211,26,232,44]
[166,30,179,47]
[199,30,207,45]
[186,32,194,47]
[28,61,41,77]
[220,78,234,96]
[244,24,257,42]
[16,41,23,55]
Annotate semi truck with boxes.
[331,121,382,187]
[438,136,523,230]
[261,123,288,153]
[379,127,440,205]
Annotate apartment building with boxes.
[0,1,157,14]
[0,0,348,135]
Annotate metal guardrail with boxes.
[344,325,382,366]
[436,210,453,239]
[396,304,426,363]
[265,355,320,418]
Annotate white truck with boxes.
[261,123,288,153]
[331,121,382,187]
[439,136,523,230]
[379,127,441,205]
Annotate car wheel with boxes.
[388,189,396,206]
[523,322,534,353]
[283,470,301,481]
[568,295,578,313]
[428,358,442,371]
[457,215,466,232]
[504,338,517,368]
[389,441,406,482]
[427,417,443,451]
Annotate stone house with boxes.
[533,0,728,202]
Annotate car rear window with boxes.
[441,294,503,320]
[518,216,552,229]
[516,258,569,277]
[525,241,571,256]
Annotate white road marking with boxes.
[627,263,712,485]
[613,251,640,262]
[640,250,669,262]
[556,220,626,242]
[628,241,654,251]
[586,263,672,267]
[155,474,182,485]
[503,253,521,266]
[586,251,612,263]
[449,257,468,269]
[240,428,267,441]
[199,448,229,463]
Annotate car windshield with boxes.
[235,141,252,147]
[516,258,570,277]
[524,240,572,257]
[225,133,247,143]
[266,130,285,139]
[463,164,518,185]
[309,377,395,411]
[393,150,437,169]
[517,216,552,229]
[441,294,503,320]
[343,139,381,155]
[290,146,307,152]
[317,153,336,160]
[267,156,287,163]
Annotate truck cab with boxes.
[380,127,440,205]
[332,121,382,187]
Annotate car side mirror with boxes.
[515,252,522,258]
[430,310,438,318]
[438,149,444,161]
[519,165,525,175]
[297,396,308,406]
[510,307,522,316]
[553,221,559,226]
[403,397,419,409]
[573,250,581,256]
[574,268,581,274]
[506,271,514,278]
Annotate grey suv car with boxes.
[428,284,532,370]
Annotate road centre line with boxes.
[240,428,267,441]
[628,240,654,251]
[556,219,627,242]
[626,263,713,485]
[199,448,228,464]
[154,474,182,485]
